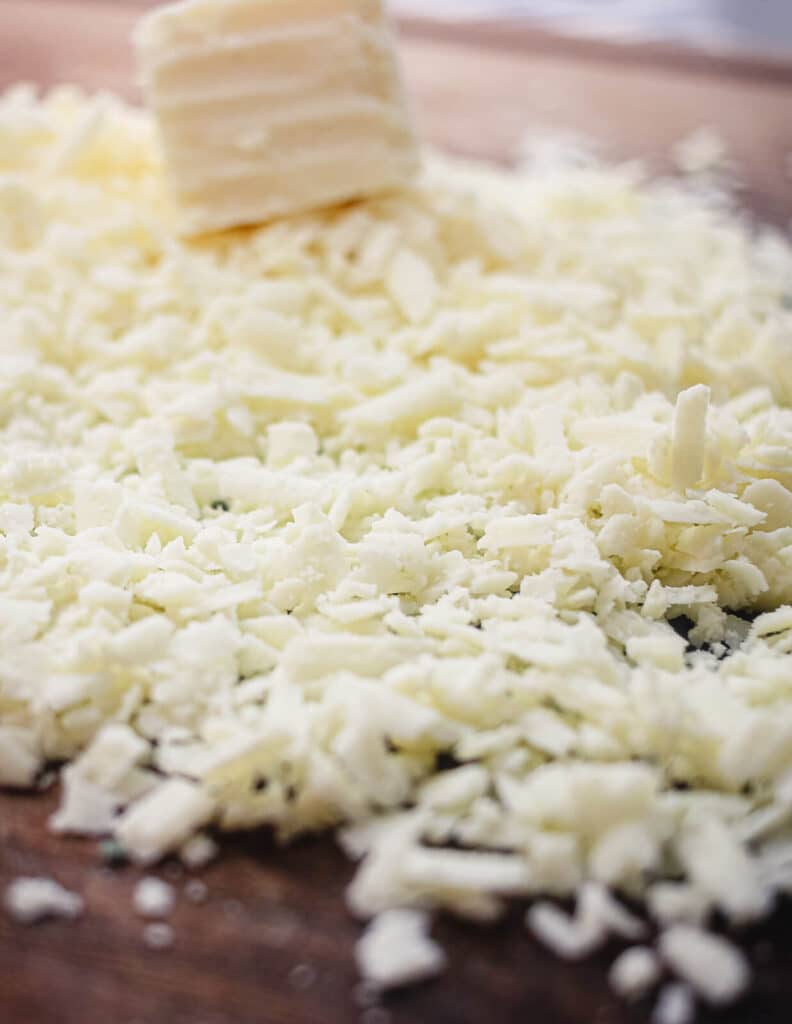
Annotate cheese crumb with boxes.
[527,883,644,961]
[180,834,219,870]
[4,877,84,925]
[658,925,750,1006]
[609,946,662,1001]
[0,727,41,788]
[115,780,215,865]
[143,921,175,950]
[356,910,446,990]
[670,385,710,491]
[133,877,176,918]
[653,983,695,1024]
[673,127,728,176]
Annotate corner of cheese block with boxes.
[134,0,420,235]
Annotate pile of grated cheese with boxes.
[2,85,792,1011]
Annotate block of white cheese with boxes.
[134,0,420,235]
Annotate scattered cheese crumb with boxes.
[658,925,750,1006]
[0,727,41,788]
[647,884,709,928]
[609,946,662,1000]
[670,385,710,492]
[673,127,728,176]
[386,249,438,324]
[143,922,175,950]
[4,877,84,925]
[115,780,215,865]
[653,983,695,1024]
[528,902,600,961]
[133,877,176,918]
[180,834,219,870]
[527,883,644,960]
[356,910,446,990]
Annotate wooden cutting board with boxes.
[1,4,791,1023]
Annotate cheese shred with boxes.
[1,86,792,1009]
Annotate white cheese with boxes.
[4,877,84,925]
[386,248,438,324]
[652,983,695,1024]
[670,385,710,492]
[675,816,772,923]
[133,877,177,918]
[180,833,219,869]
[115,780,215,865]
[527,901,603,960]
[51,724,152,836]
[134,0,419,234]
[658,925,750,1006]
[673,127,728,176]
[50,770,121,837]
[647,884,710,928]
[609,946,662,1001]
[527,882,644,960]
[0,727,41,788]
[355,909,446,990]
[143,922,175,950]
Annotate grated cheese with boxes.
[133,876,176,918]
[609,945,662,1001]
[115,779,215,865]
[527,882,645,960]
[143,921,175,950]
[355,910,446,990]
[672,127,729,177]
[647,883,710,928]
[4,877,84,925]
[0,727,41,788]
[658,925,750,1006]
[180,833,219,869]
[1,86,791,1010]
[670,385,710,492]
[653,983,696,1024]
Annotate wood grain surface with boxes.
[1,3,792,1023]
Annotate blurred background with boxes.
[395,0,792,58]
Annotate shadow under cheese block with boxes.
[134,0,420,236]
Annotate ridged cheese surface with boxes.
[135,0,419,235]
